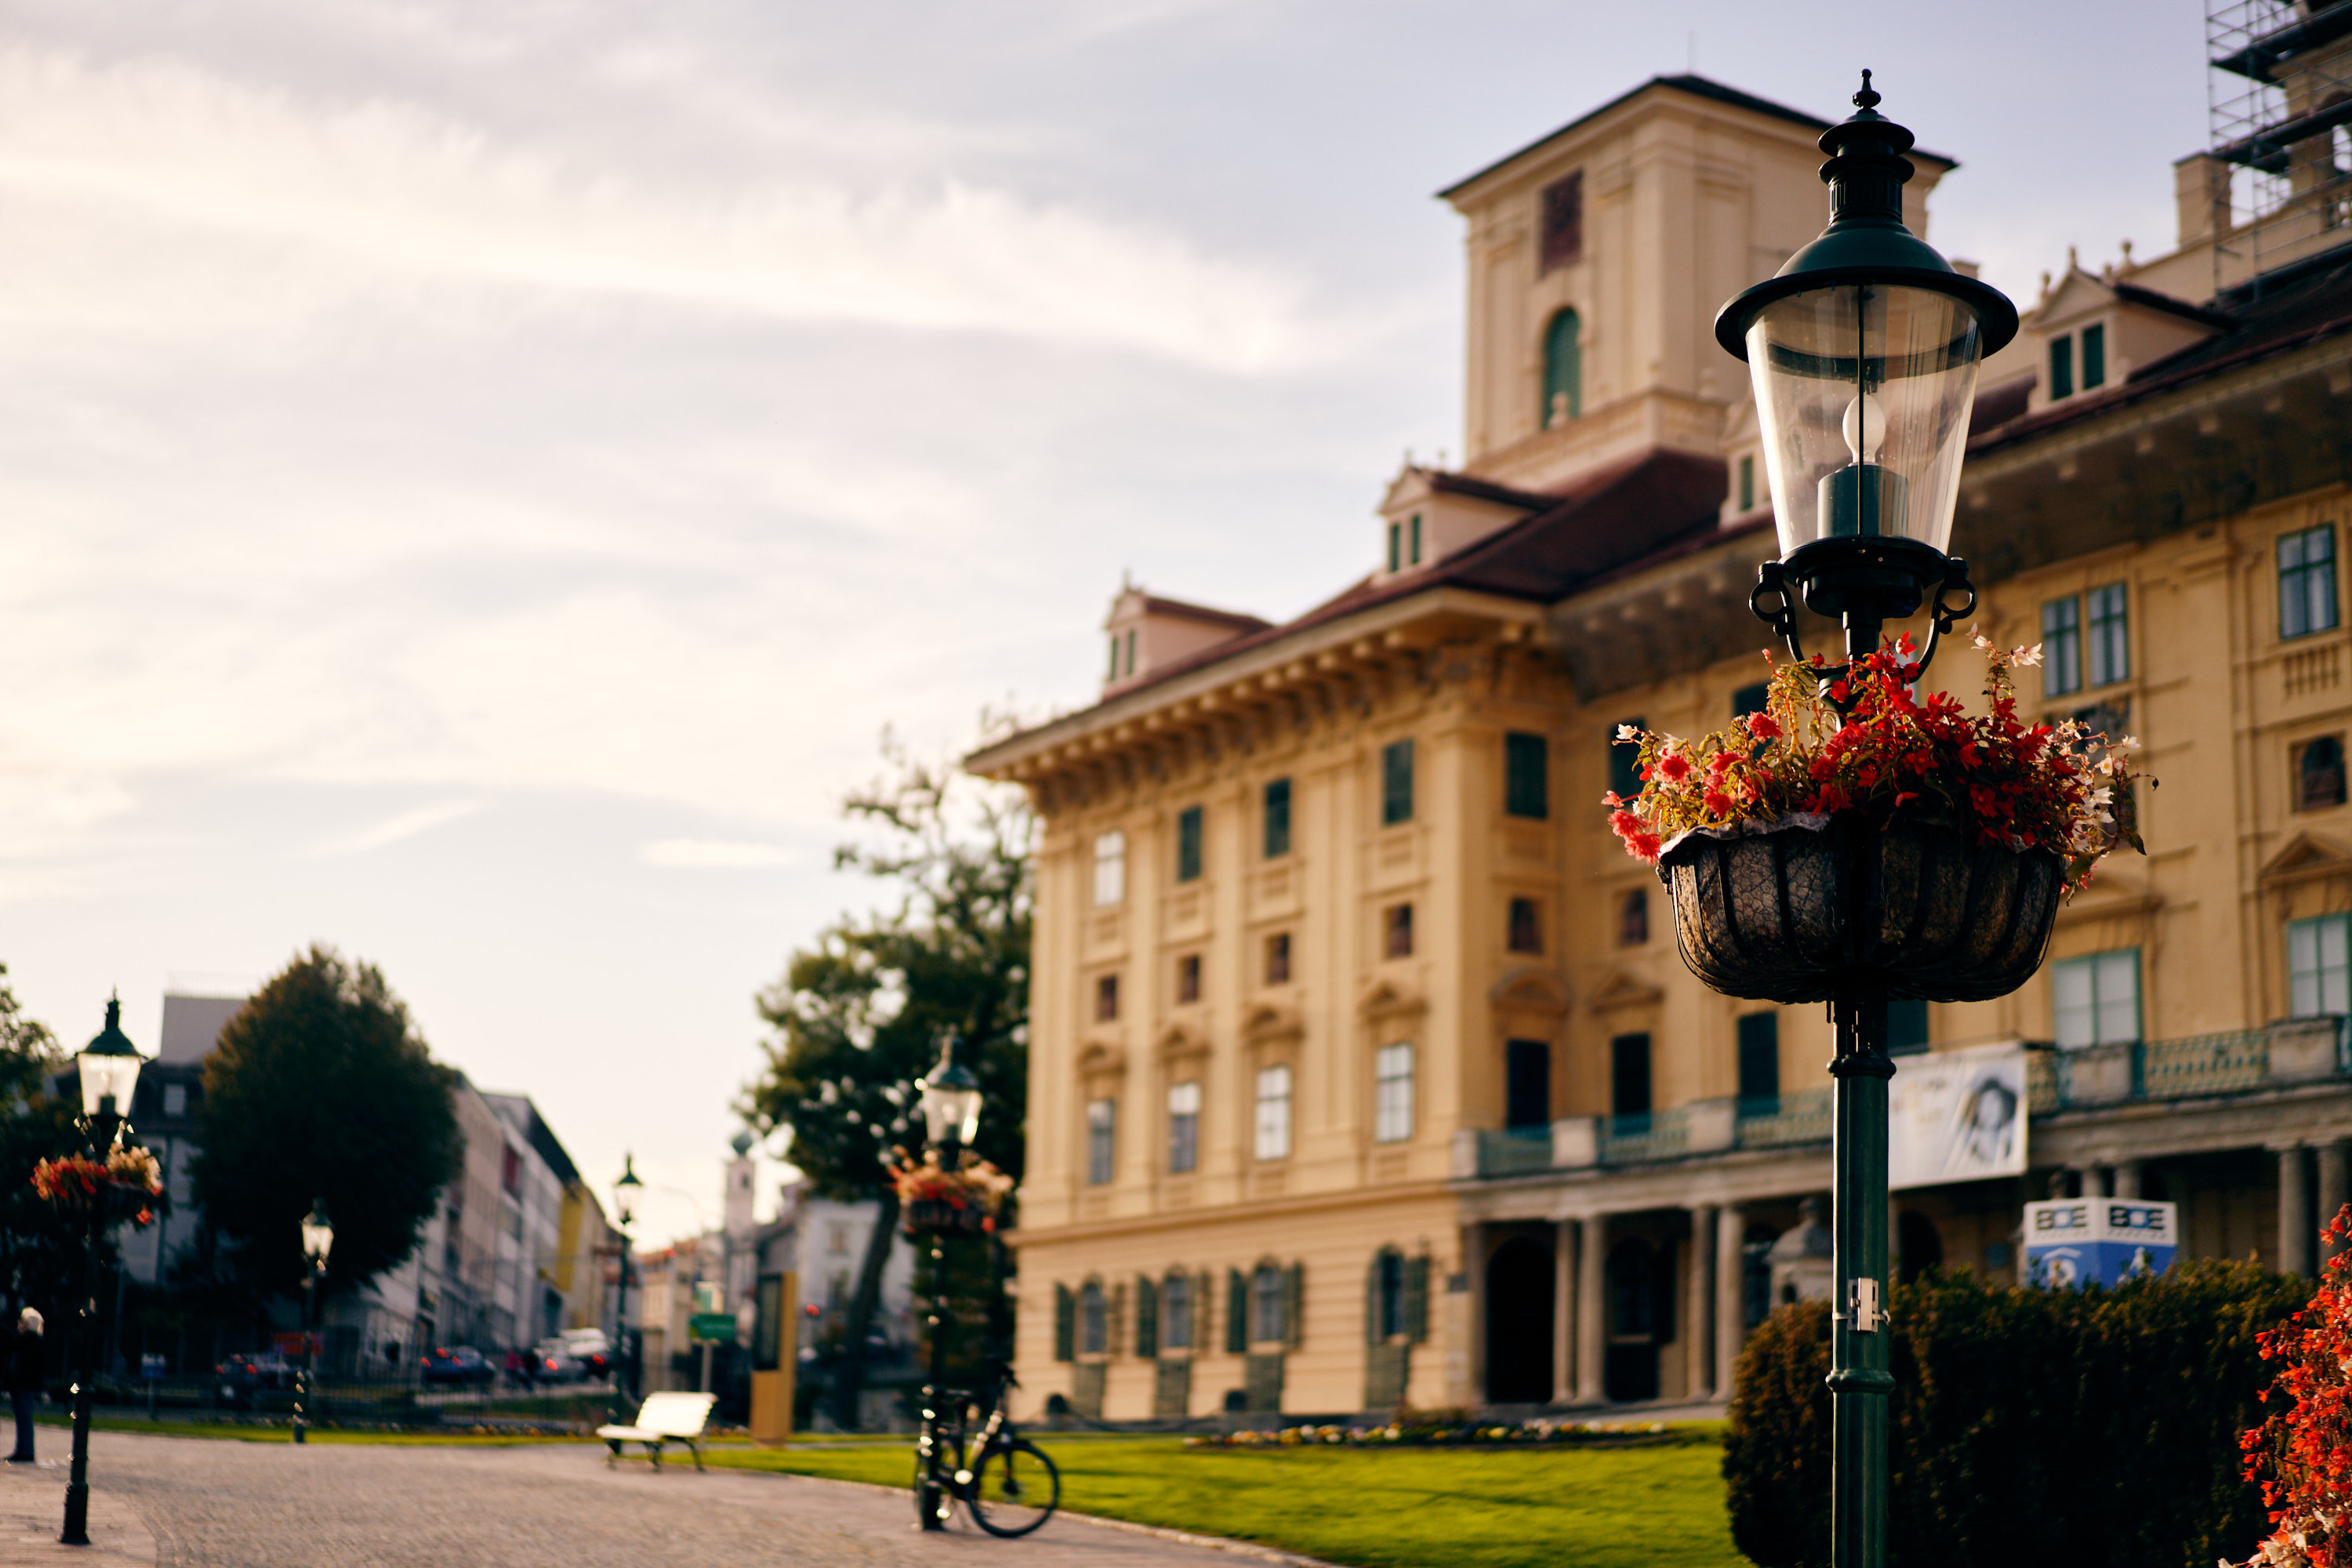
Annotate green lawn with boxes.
[706,1429,1744,1568]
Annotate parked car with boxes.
[216,1352,296,1405]
[418,1346,495,1387]
[559,1328,613,1378]
[530,1339,583,1382]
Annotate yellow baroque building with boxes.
[968,68,2352,1419]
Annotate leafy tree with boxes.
[743,735,1032,1428]
[0,967,99,1347]
[194,946,462,1300]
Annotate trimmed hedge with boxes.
[1723,1261,2308,1568]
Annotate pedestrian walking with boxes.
[8,1308,45,1462]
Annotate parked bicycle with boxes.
[913,1360,1058,1537]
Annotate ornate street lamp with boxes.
[61,997,147,1547]
[913,1036,985,1533]
[1704,74,2020,1568]
[292,1201,333,1445]
[610,1154,641,1423]
[1721,70,2018,688]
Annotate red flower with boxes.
[1657,753,1692,782]
[1748,712,1781,742]
[1703,790,1734,816]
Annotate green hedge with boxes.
[1722,1261,2307,1568]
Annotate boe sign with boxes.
[2022,1198,2179,1289]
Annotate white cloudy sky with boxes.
[0,0,2208,1244]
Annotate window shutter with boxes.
[1135,1276,1159,1359]
[1054,1283,1075,1362]
[1365,1255,1381,1346]
[1226,1269,1248,1354]
[1198,1271,1214,1353]
[1109,1280,1127,1359]
[1405,1255,1430,1344]
[1282,1262,1305,1350]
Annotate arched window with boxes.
[1078,1279,1107,1356]
[2300,735,2347,811]
[1543,310,1582,427]
[1161,1271,1192,1350]
[1374,1247,1406,1340]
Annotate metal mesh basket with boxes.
[1657,815,2060,1004]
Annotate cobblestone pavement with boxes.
[0,1432,1316,1568]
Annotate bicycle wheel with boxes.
[965,1436,1059,1537]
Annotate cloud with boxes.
[640,839,803,869]
[309,798,487,858]
[0,43,1341,374]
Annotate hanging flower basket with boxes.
[1610,634,2141,1005]
[903,1199,992,1236]
[31,1145,162,1229]
[890,1149,1012,1236]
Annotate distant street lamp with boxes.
[913,1037,984,1534]
[292,1201,333,1445]
[611,1155,642,1424]
[61,998,146,1548]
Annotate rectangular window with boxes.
[1163,1275,1192,1349]
[1387,521,1401,573]
[1538,170,1583,273]
[1250,1265,1284,1344]
[1265,931,1291,985]
[1385,902,1414,959]
[2049,333,2074,400]
[1610,1033,1652,1127]
[1167,1080,1201,1174]
[162,1083,187,1118]
[2042,597,2083,698]
[1618,888,1649,946]
[2290,914,2352,1018]
[1086,1098,1116,1185]
[1733,682,1770,720]
[2052,948,2141,1048]
[1409,514,1423,565]
[1736,1012,1780,1109]
[1176,953,1201,1004]
[2086,583,2129,686]
[1738,454,1755,512]
[1175,805,1203,883]
[1381,739,1415,825]
[1608,719,1645,801]
[1093,830,1126,906]
[1374,1043,1414,1143]
[1254,1065,1292,1161]
[1125,629,1137,677]
[2081,323,2106,390]
[1504,731,1549,818]
[1095,973,1120,1022]
[1887,997,1931,1056]
[2281,524,2340,639]
[1106,636,1120,680]
[1263,778,1291,858]
[1505,1039,1551,1130]
[1507,896,1542,954]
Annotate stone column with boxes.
[2317,1142,2350,1266]
[1552,1219,1576,1405]
[1714,1203,1744,1403]
[1686,1207,1711,1401]
[2114,1160,2144,1200]
[2280,1146,2314,1278]
[1575,1214,1606,1405]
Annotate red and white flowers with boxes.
[1605,633,2143,896]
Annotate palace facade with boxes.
[968,66,2352,1418]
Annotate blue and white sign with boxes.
[2023,1198,2179,1288]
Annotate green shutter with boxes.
[2082,322,2106,390]
[1135,1276,1159,1359]
[1282,1262,1305,1350]
[1387,522,1401,572]
[1198,1271,1214,1354]
[1364,1255,1382,1346]
[1505,731,1548,819]
[1109,1280,1127,1359]
[1409,513,1423,565]
[1226,1269,1248,1354]
[2049,334,2074,400]
[1054,1283,1075,1362]
[1382,740,1414,826]
[1404,1255,1430,1344]
[1176,805,1203,883]
[1263,778,1291,859]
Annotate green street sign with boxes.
[689,1312,737,1343]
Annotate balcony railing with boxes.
[1466,1016,2348,1180]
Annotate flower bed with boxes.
[1184,1418,1675,1450]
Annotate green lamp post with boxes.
[61,997,146,1547]
[292,1201,333,1444]
[913,1036,984,1533]
[610,1153,642,1424]
[1709,73,2020,1568]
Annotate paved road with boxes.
[0,1432,1317,1568]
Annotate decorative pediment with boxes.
[1490,966,1570,1016]
[1587,968,1664,1014]
[1156,1019,1212,1058]
[2262,832,2352,890]
[1357,978,1427,1024]
[1076,1039,1128,1078]
[1240,1002,1304,1044]
[2054,862,2161,921]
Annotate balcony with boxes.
[1463,1017,2349,1181]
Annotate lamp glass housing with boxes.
[301,1202,334,1265]
[76,1047,141,1123]
[917,1075,983,1149]
[1747,282,1984,561]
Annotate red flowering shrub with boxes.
[2237,1207,2352,1567]
[1606,633,2144,895]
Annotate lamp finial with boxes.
[1854,68,1878,111]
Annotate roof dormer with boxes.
[1375,465,1551,581]
[2025,254,2232,413]
[1101,583,1271,697]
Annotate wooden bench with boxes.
[596,1392,717,1471]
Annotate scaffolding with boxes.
[2208,0,2352,296]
